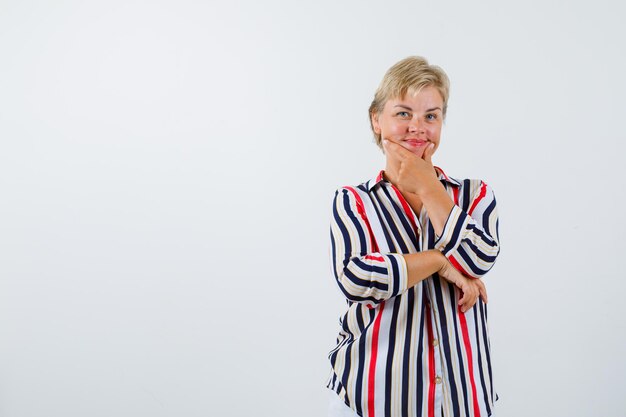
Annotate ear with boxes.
[370,111,381,134]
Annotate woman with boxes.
[327,57,500,417]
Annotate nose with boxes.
[408,118,423,134]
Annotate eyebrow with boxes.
[393,105,442,112]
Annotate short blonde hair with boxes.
[369,56,450,148]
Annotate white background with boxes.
[1,1,625,416]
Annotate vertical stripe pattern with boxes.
[327,168,501,417]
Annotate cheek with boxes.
[387,121,406,135]
[426,126,442,141]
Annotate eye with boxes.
[426,113,438,121]
[396,111,411,118]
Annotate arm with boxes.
[330,187,407,305]
[409,176,500,278]
[331,187,486,308]
[382,140,500,278]
[432,180,500,278]
[404,251,487,312]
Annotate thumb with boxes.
[423,142,435,163]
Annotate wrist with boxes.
[431,249,446,271]
[415,176,443,197]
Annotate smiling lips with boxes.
[404,138,427,147]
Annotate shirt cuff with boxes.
[382,253,408,298]
[434,205,471,257]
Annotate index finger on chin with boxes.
[382,140,402,161]
[383,140,413,160]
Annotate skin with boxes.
[371,86,487,312]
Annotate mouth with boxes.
[403,138,428,147]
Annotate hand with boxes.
[382,139,439,195]
[438,257,488,312]
[460,278,488,311]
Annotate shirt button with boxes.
[432,339,439,347]
[435,376,442,384]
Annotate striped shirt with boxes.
[327,167,500,417]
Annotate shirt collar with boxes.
[367,166,461,191]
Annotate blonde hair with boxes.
[369,56,450,148]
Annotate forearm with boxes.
[404,179,454,237]
[403,249,445,288]
[433,181,500,278]
[420,182,455,236]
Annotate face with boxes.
[371,86,444,158]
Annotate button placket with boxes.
[426,276,446,417]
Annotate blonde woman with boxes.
[327,56,500,417]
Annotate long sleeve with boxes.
[433,180,500,278]
[327,172,500,417]
[330,187,408,304]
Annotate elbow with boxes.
[334,260,390,305]
[451,242,500,279]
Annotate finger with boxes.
[464,293,477,312]
[477,280,488,304]
[461,287,479,313]
[382,141,404,173]
[458,289,469,311]
[382,139,401,162]
[471,289,479,309]
[383,139,415,160]
[461,297,473,313]
[458,291,466,307]
[423,142,435,164]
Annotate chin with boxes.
[408,148,426,158]
[397,143,417,154]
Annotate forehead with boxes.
[385,86,443,109]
